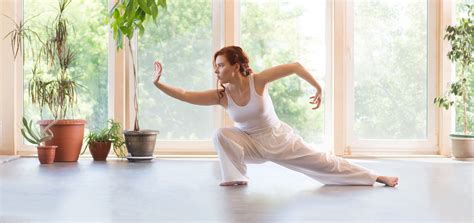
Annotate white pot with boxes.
[449,134,474,160]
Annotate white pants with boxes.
[212,122,378,185]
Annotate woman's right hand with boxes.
[153,61,163,84]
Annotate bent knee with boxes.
[212,128,236,143]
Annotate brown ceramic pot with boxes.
[124,130,159,157]
[89,141,112,161]
[38,119,86,162]
[37,145,57,164]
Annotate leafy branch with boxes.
[434,4,474,135]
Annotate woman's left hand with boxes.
[309,90,322,110]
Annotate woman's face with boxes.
[214,55,237,84]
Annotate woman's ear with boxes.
[234,63,240,73]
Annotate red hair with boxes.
[213,46,253,101]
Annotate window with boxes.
[137,0,215,140]
[240,0,329,145]
[352,0,428,140]
[346,0,437,153]
[23,0,109,131]
[8,0,448,155]
[454,0,474,133]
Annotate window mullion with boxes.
[333,0,350,155]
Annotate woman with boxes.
[152,46,398,187]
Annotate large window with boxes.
[138,0,214,140]
[454,0,474,133]
[352,0,428,140]
[23,0,108,130]
[240,0,329,145]
[8,0,452,155]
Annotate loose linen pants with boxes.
[213,122,378,185]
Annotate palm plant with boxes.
[4,0,80,119]
[4,0,86,162]
[2,14,42,60]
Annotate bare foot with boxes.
[219,181,248,186]
[376,176,399,187]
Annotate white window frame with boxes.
[14,0,31,155]
[326,0,335,154]
[343,0,439,155]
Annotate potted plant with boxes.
[81,119,127,161]
[20,117,58,164]
[108,0,167,158]
[4,0,86,162]
[434,4,474,159]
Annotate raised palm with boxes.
[153,61,163,83]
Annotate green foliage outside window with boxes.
[241,1,325,143]
[138,0,214,139]
[354,1,428,139]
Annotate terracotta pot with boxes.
[89,141,112,161]
[38,119,86,162]
[37,145,57,164]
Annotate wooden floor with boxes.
[0,157,472,222]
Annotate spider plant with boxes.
[81,119,127,158]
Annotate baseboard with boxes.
[0,155,20,163]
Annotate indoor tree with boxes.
[109,0,167,131]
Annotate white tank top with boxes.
[225,74,280,134]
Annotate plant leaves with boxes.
[138,0,152,15]
[21,129,39,145]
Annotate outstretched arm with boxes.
[152,61,222,106]
[254,62,323,109]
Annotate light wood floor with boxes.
[0,157,472,222]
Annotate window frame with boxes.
[344,0,439,155]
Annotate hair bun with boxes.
[242,63,253,76]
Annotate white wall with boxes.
[0,0,18,155]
